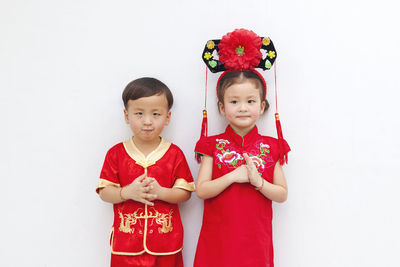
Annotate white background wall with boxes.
[1,0,400,266]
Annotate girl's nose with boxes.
[239,102,248,111]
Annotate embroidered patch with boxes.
[214,139,274,172]
[119,210,139,234]
[118,208,174,235]
[217,150,243,167]
[260,143,270,154]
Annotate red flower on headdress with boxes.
[218,29,262,71]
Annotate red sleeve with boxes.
[172,147,195,192]
[96,145,121,193]
[194,136,214,157]
[281,138,291,156]
[277,138,291,165]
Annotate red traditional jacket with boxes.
[194,125,290,267]
[97,138,194,256]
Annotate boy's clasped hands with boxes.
[120,172,164,206]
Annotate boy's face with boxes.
[124,93,171,144]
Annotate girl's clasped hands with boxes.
[230,153,264,189]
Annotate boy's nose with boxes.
[143,116,152,125]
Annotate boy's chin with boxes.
[134,134,161,143]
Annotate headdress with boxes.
[198,28,289,165]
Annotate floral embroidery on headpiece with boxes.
[201,28,277,73]
[218,29,262,71]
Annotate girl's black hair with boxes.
[217,70,269,111]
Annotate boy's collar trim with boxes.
[123,137,171,168]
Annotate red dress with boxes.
[194,125,290,267]
[97,138,195,267]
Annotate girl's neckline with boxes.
[229,124,256,137]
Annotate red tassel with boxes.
[275,113,288,165]
[195,109,208,163]
[201,109,208,137]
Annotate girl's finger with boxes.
[243,153,254,166]
[245,165,254,177]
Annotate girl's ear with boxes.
[218,101,225,116]
[124,109,129,124]
[260,100,266,115]
[165,111,171,126]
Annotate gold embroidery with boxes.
[118,210,139,234]
[118,208,173,235]
[111,205,183,256]
[156,209,173,233]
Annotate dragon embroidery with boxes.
[118,208,174,235]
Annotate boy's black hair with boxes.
[217,70,269,111]
[122,77,173,109]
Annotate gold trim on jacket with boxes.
[173,178,195,192]
[96,179,120,193]
[123,137,171,168]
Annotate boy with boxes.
[96,77,194,267]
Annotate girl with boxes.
[194,29,290,267]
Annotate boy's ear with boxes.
[218,101,225,116]
[165,111,171,125]
[260,100,266,115]
[124,109,129,124]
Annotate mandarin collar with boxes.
[224,125,259,147]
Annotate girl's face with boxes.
[219,80,265,136]
[124,94,171,145]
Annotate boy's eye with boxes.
[153,113,161,116]
[135,112,143,116]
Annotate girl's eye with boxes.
[248,100,256,103]
[231,100,238,104]
[153,113,161,116]
[135,112,143,116]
